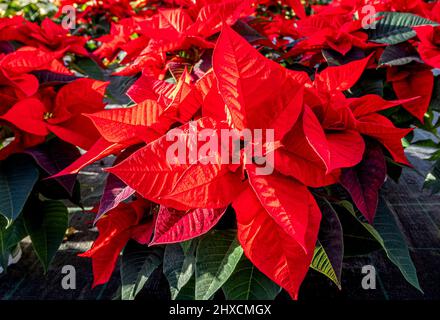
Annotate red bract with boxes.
[1,79,107,150]
[39,0,435,299]
[0,16,88,56]
[104,25,368,298]
[80,199,155,287]
[0,47,68,96]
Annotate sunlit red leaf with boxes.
[150,206,227,245]
[233,185,321,299]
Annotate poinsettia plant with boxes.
[1,0,439,300]
[0,7,108,273]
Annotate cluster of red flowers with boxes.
[0,15,107,159]
[1,0,439,299]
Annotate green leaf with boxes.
[120,241,164,300]
[412,139,440,148]
[379,44,423,67]
[176,275,196,300]
[424,159,440,194]
[341,199,423,292]
[195,230,243,300]
[70,57,106,81]
[0,215,27,269]
[311,199,344,288]
[24,200,68,272]
[222,256,280,300]
[105,76,138,105]
[311,242,340,287]
[0,155,39,225]
[374,198,423,292]
[367,12,438,45]
[335,201,382,256]
[163,241,197,300]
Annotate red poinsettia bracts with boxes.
[1,79,107,150]
[31,0,438,300]
[80,199,155,287]
[414,25,440,68]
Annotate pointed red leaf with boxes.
[327,130,365,170]
[86,100,164,143]
[213,24,303,132]
[247,165,317,253]
[356,114,412,165]
[80,200,149,287]
[52,138,128,177]
[302,106,331,172]
[233,185,321,299]
[316,55,372,92]
[0,98,48,136]
[388,66,434,121]
[108,118,245,210]
[349,94,419,118]
[150,206,227,245]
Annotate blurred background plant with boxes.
[0,0,57,21]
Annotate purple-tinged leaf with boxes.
[95,145,142,223]
[313,199,344,288]
[0,41,15,54]
[150,206,227,245]
[340,141,386,223]
[32,70,78,86]
[25,139,81,195]
[95,173,134,224]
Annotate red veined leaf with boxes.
[302,106,331,172]
[388,66,434,122]
[349,94,419,118]
[0,46,65,76]
[326,130,365,170]
[274,115,339,187]
[233,185,321,299]
[79,199,149,287]
[213,24,303,132]
[356,114,412,165]
[246,164,317,253]
[158,8,193,33]
[108,117,245,210]
[150,206,227,245]
[189,0,253,38]
[340,142,387,223]
[86,100,164,144]
[52,138,128,177]
[126,72,175,105]
[316,54,372,92]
